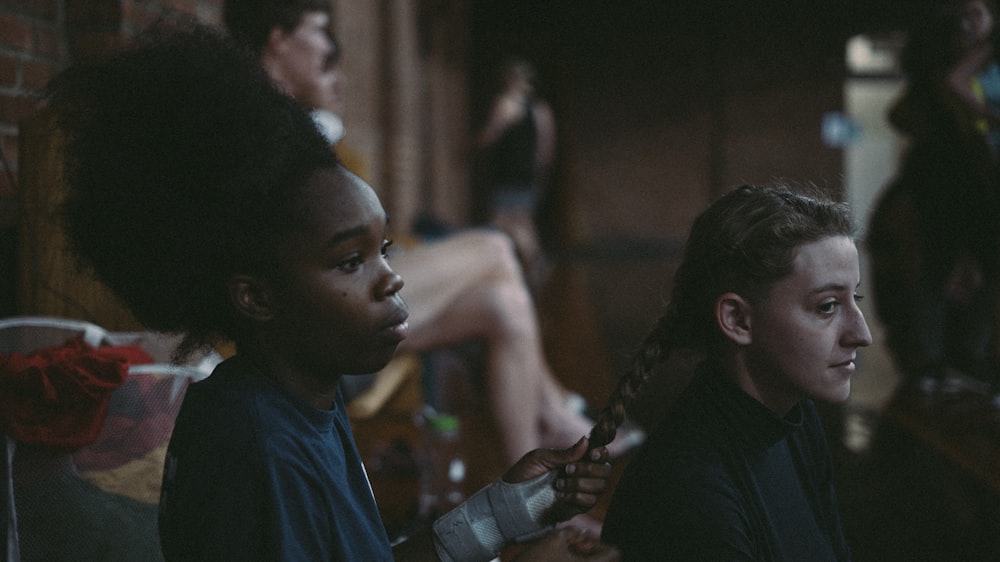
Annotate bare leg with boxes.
[490,207,548,290]
[392,230,592,463]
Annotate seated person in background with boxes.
[588,185,869,560]
[223,0,642,464]
[47,26,619,561]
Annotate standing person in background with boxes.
[873,0,1000,396]
[48,26,620,562]
[222,0,643,466]
[588,185,869,560]
[475,57,557,290]
[947,0,1000,156]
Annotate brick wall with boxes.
[0,0,221,202]
[0,0,65,316]
[0,0,62,207]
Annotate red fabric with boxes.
[0,335,153,452]
[73,374,187,471]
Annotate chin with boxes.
[343,352,398,376]
[824,381,852,404]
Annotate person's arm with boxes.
[391,437,614,561]
[511,528,620,562]
[946,41,1000,125]
[476,93,524,149]
[392,527,622,562]
[532,100,556,181]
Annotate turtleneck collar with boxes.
[695,362,804,449]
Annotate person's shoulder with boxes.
[182,357,261,408]
[604,443,750,560]
[649,379,738,452]
[612,383,749,506]
[614,416,737,507]
[173,357,272,443]
[641,414,727,461]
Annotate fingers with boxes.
[558,444,612,495]
[543,438,609,473]
[586,445,610,464]
[503,440,609,485]
[545,435,590,468]
[557,473,607,496]
[555,491,600,512]
[554,479,606,511]
[562,527,606,556]
[510,528,578,561]
[563,456,612,481]
[513,527,622,562]
[553,449,613,513]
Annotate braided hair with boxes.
[589,184,855,448]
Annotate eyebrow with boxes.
[810,281,861,295]
[323,215,390,249]
[324,224,370,249]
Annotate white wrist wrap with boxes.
[432,469,558,562]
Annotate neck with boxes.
[240,347,341,410]
[728,353,799,417]
[260,57,306,109]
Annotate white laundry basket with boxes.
[0,316,219,562]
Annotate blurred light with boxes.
[846,33,905,77]
[822,111,861,148]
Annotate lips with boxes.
[379,309,410,343]
[830,357,856,374]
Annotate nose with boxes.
[376,265,404,300]
[324,32,339,64]
[845,303,873,348]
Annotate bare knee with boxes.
[478,281,537,340]
[464,229,524,283]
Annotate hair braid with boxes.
[589,306,678,448]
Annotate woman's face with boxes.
[739,236,872,415]
[268,11,339,111]
[962,0,995,44]
[265,167,409,377]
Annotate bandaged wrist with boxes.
[431,469,558,562]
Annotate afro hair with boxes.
[47,26,338,354]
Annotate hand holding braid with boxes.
[432,437,612,562]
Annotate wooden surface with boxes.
[16,109,142,331]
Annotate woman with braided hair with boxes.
[591,185,871,560]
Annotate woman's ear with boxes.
[716,292,752,346]
[264,25,291,55]
[228,275,275,321]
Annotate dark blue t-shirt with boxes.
[158,356,392,561]
[602,365,850,561]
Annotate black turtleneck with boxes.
[602,365,850,561]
